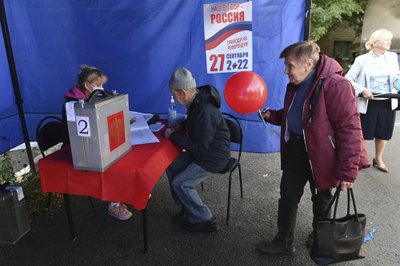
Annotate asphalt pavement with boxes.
[1,117,400,265]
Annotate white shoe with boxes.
[108,203,132,220]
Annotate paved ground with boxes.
[1,118,400,265]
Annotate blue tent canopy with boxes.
[0,0,306,154]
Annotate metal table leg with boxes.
[63,194,77,241]
[142,208,148,253]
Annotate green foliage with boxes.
[0,154,62,223]
[22,172,62,221]
[311,0,368,40]
[0,154,15,187]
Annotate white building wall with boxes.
[361,0,400,49]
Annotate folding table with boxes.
[38,132,180,253]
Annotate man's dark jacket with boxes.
[170,85,231,173]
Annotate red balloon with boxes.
[224,71,268,114]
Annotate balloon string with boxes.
[260,118,281,137]
[228,115,281,137]
[258,109,281,137]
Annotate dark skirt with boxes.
[360,99,396,140]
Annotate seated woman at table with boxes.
[61,64,132,221]
[164,67,231,232]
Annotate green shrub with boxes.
[22,172,62,222]
[0,154,62,223]
[0,154,16,188]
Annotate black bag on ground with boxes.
[310,187,366,265]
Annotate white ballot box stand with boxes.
[67,90,132,172]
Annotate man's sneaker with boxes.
[182,216,219,232]
[108,203,132,220]
[258,239,295,255]
[306,231,314,248]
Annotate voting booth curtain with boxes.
[0,0,306,154]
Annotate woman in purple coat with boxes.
[258,41,369,255]
[62,65,132,221]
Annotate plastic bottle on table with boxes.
[397,78,400,93]
[168,96,176,127]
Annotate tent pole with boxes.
[0,0,36,174]
[304,0,312,40]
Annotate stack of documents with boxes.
[129,111,162,145]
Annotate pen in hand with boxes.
[259,107,270,120]
[258,107,281,137]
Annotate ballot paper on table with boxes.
[130,112,160,145]
[149,123,164,132]
[129,111,153,122]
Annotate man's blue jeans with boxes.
[166,154,213,223]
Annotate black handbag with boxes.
[310,187,366,265]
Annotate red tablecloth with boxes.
[38,134,180,210]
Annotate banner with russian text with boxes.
[203,1,252,74]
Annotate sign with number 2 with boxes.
[76,116,91,137]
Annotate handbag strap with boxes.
[324,186,359,222]
[85,89,113,103]
[347,188,351,215]
[349,188,359,218]
[324,186,340,218]
[308,78,324,123]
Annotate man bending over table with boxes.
[164,67,231,232]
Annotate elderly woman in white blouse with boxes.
[345,28,400,173]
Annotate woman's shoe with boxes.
[372,159,388,173]
[374,164,389,173]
